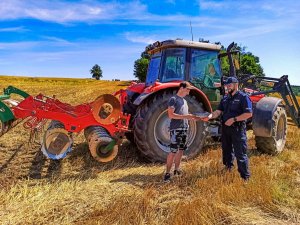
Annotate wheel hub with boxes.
[154,110,197,153]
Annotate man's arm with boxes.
[224,95,253,126]
[168,107,195,120]
[224,112,252,126]
[201,109,222,121]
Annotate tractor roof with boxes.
[147,39,222,55]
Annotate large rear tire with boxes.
[255,106,287,154]
[133,90,207,162]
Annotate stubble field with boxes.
[0,76,300,225]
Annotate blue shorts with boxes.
[170,128,188,153]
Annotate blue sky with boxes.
[0,0,300,85]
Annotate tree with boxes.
[220,44,264,77]
[133,47,150,82]
[133,57,149,82]
[239,52,264,76]
[133,46,151,82]
[90,64,103,80]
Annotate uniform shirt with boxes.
[217,90,252,123]
[168,95,189,130]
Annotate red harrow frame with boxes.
[0,86,130,162]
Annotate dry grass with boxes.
[0,76,300,225]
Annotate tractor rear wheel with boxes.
[255,106,287,154]
[133,90,207,162]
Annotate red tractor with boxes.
[1,39,299,164]
[119,39,300,162]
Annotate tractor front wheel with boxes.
[133,90,207,162]
[255,106,287,154]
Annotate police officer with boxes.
[203,77,252,180]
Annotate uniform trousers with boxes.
[221,123,250,179]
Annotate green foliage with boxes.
[240,53,264,76]
[90,64,103,80]
[220,44,264,77]
[133,58,149,82]
[291,86,300,96]
[220,56,230,76]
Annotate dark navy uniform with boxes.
[218,90,252,179]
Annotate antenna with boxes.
[190,21,194,41]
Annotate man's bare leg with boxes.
[166,152,176,173]
[174,150,184,171]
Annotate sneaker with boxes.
[174,169,182,176]
[163,173,171,182]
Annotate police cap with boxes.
[224,77,239,85]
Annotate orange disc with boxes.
[90,94,121,125]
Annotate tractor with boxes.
[119,39,300,162]
[0,39,299,164]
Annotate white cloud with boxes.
[124,32,157,44]
[0,41,38,50]
[0,0,148,24]
[41,36,74,46]
[199,0,227,10]
[0,26,28,32]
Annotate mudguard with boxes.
[133,82,212,112]
[252,96,283,137]
[0,101,15,122]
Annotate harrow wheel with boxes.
[44,128,72,155]
[84,126,118,163]
[41,121,73,160]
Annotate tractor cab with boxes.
[145,39,223,105]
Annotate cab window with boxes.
[190,49,221,88]
[160,48,186,82]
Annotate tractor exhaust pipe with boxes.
[84,126,118,163]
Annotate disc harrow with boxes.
[0,86,130,163]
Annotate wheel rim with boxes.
[276,115,286,146]
[97,144,112,157]
[94,142,118,162]
[154,110,197,153]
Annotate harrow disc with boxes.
[84,126,118,162]
[41,121,73,160]
[91,94,121,125]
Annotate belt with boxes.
[222,121,245,127]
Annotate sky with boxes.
[0,0,299,85]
